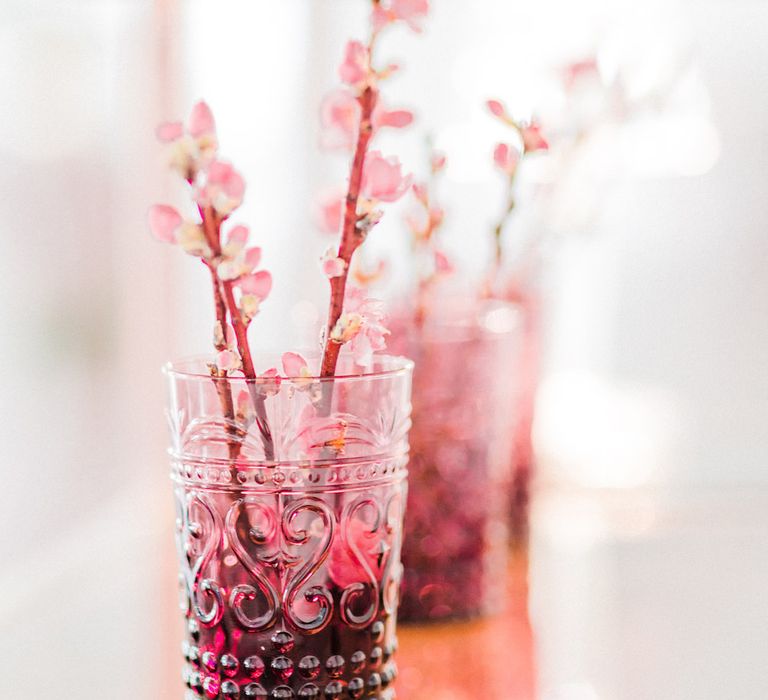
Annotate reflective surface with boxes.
[396,549,536,698]
[531,486,768,700]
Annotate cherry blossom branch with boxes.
[200,204,275,461]
[491,172,518,268]
[150,101,276,461]
[318,2,425,380]
[406,147,448,327]
[485,99,549,291]
[206,261,241,462]
[320,84,378,379]
[221,278,274,460]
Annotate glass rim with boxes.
[162,352,415,384]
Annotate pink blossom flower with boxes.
[487,98,549,153]
[216,349,240,372]
[213,323,240,359]
[361,151,411,203]
[243,247,262,271]
[281,351,309,377]
[486,99,508,119]
[240,294,261,320]
[434,249,453,273]
[330,287,389,366]
[188,101,216,138]
[373,0,430,33]
[430,151,447,173]
[237,270,272,300]
[321,248,347,279]
[319,93,412,151]
[147,204,212,259]
[178,222,211,258]
[412,182,428,205]
[314,189,345,234]
[217,226,266,283]
[213,321,237,350]
[320,89,361,150]
[520,123,549,152]
[281,352,315,391]
[157,100,218,179]
[373,106,414,129]
[493,142,520,175]
[222,224,249,257]
[257,367,282,397]
[197,160,245,216]
[339,40,369,86]
[147,204,182,243]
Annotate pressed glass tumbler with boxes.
[388,301,521,622]
[165,355,413,699]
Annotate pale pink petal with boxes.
[322,256,346,279]
[430,152,447,172]
[258,367,282,396]
[209,161,246,199]
[376,109,414,129]
[494,142,509,169]
[343,285,366,313]
[412,182,428,204]
[156,121,183,143]
[227,225,249,247]
[350,332,374,366]
[225,324,237,348]
[244,247,262,271]
[188,101,216,138]
[487,99,506,118]
[319,89,361,150]
[207,160,231,184]
[372,5,392,31]
[494,142,519,174]
[206,160,246,214]
[281,351,308,378]
[434,249,453,273]
[362,151,412,203]
[338,40,369,86]
[216,349,240,372]
[391,0,429,31]
[521,123,549,152]
[238,270,272,299]
[147,204,182,243]
[314,190,344,234]
[226,169,246,200]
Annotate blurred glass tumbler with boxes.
[165,356,413,699]
[388,301,521,622]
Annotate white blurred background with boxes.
[0,1,766,698]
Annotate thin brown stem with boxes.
[320,85,378,380]
[487,174,517,295]
[199,204,275,460]
[206,262,241,463]
[221,279,275,461]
